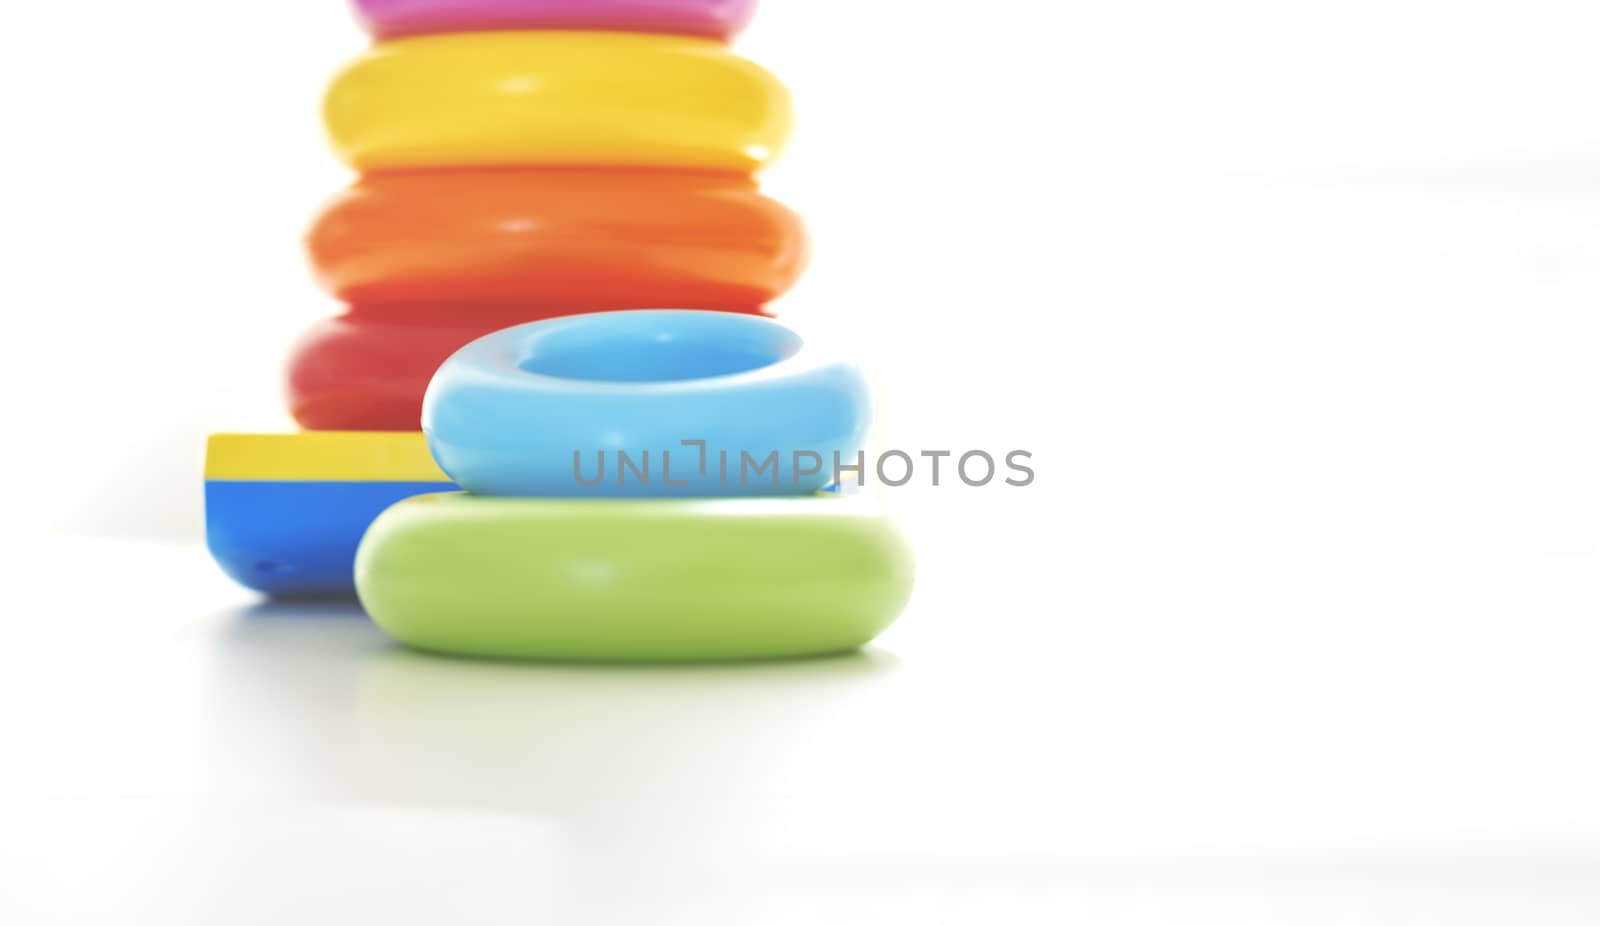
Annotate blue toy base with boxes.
[206,480,452,597]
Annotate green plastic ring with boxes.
[355,493,916,661]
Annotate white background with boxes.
[6,0,1600,921]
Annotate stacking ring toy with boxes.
[308,168,806,313]
[356,494,915,661]
[286,315,532,432]
[423,311,870,497]
[324,33,792,172]
[352,0,758,41]
[205,433,453,597]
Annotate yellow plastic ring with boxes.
[324,32,793,172]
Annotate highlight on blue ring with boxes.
[422,310,872,497]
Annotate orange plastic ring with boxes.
[308,168,808,315]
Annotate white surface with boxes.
[3,537,1600,922]
[0,803,561,924]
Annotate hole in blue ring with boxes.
[516,315,804,384]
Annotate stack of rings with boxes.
[213,0,803,595]
[358,311,914,660]
[292,15,800,432]
[209,0,915,658]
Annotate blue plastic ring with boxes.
[422,310,871,497]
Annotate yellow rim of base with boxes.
[205,432,451,482]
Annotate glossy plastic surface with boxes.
[205,432,449,482]
[308,168,807,313]
[207,480,454,597]
[356,493,915,660]
[287,316,533,432]
[422,311,871,497]
[204,432,454,597]
[324,32,791,172]
[352,0,757,41]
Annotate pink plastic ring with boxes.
[351,0,758,41]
